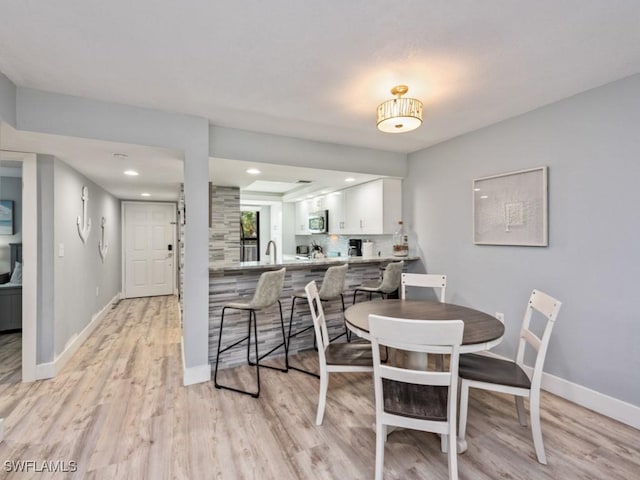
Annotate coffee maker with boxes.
[348,239,362,256]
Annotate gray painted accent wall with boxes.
[0,176,22,272]
[52,158,121,357]
[405,74,640,406]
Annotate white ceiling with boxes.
[0,1,639,155]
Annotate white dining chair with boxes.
[369,314,464,480]
[401,273,447,303]
[304,281,373,425]
[458,289,562,464]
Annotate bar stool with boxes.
[286,263,349,377]
[214,267,287,398]
[352,261,404,304]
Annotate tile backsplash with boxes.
[295,234,394,257]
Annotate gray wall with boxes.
[210,126,407,178]
[0,176,22,272]
[52,158,121,357]
[16,86,210,372]
[0,71,16,126]
[37,156,55,363]
[405,74,640,406]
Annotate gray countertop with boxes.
[209,255,419,273]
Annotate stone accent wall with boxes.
[209,185,240,263]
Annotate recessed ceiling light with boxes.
[474,188,481,192]
[320,190,329,194]
[124,170,139,176]
[246,168,261,175]
[345,177,355,182]
[306,194,314,198]
[141,192,151,197]
[480,195,489,199]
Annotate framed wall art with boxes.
[0,200,15,235]
[473,166,548,246]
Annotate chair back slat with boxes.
[304,281,330,358]
[369,316,462,347]
[379,364,452,386]
[515,289,563,389]
[401,273,447,303]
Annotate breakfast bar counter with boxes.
[209,256,419,369]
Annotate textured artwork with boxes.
[473,167,548,246]
[0,200,14,235]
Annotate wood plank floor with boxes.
[0,296,637,479]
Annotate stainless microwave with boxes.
[308,210,328,234]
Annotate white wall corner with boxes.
[181,335,211,386]
[35,292,122,380]
[478,351,640,429]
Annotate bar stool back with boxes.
[352,261,404,304]
[287,263,349,377]
[214,267,287,398]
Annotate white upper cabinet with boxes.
[295,178,402,236]
[294,197,324,235]
[342,178,402,235]
[325,192,346,233]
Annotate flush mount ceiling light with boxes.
[376,85,423,133]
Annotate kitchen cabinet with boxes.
[294,197,324,235]
[341,179,402,235]
[325,192,346,233]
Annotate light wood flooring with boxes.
[0,296,637,479]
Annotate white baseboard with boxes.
[180,333,211,386]
[34,292,122,380]
[478,351,640,429]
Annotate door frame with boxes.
[0,150,37,383]
[121,201,178,299]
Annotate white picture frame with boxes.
[473,166,548,246]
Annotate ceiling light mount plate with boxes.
[377,84,423,134]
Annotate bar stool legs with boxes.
[286,294,351,377]
[214,301,288,398]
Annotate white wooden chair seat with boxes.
[459,353,531,389]
[325,343,373,366]
[382,380,448,421]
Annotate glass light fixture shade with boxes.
[377,96,423,133]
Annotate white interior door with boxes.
[124,202,176,298]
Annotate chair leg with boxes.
[375,422,387,480]
[287,297,320,378]
[286,296,297,369]
[316,372,329,425]
[254,303,289,373]
[448,424,458,480]
[215,308,261,398]
[458,380,470,444]
[529,391,547,464]
[341,294,351,342]
[213,307,228,387]
[247,309,255,365]
[352,289,358,305]
[515,396,528,426]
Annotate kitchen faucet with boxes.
[265,240,277,264]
